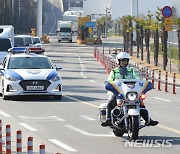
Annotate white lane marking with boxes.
[89,80,96,83]
[56,118,66,121]
[18,116,65,121]
[80,64,84,68]
[80,115,96,121]
[0,111,12,117]
[65,125,114,137]
[19,123,38,131]
[153,97,171,102]
[49,139,77,152]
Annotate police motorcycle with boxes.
[99,68,153,141]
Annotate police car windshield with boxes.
[8,57,52,69]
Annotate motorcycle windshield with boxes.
[105,68,153,97]
[119,67,139,79]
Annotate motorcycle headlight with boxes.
[51,75,60,81]
[127,92,137,101]
[6,75,18,82]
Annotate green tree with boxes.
[136,17,145,61]
[173,17,180,72]
[156,7,168,70]
[144,13,153,64]
[121,15,135,54]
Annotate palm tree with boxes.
[121,16,129,52]
[134,18,141,58]
[137,18,145,61]
[173,17,180,72]
[151,21,160,66]
[121,15,135,54]
[144,13,153,64]
[96,16,106,37]
[156,7,168,70]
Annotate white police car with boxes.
[0,47,62,100]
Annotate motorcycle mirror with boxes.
[104,80,108,85]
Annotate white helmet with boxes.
[116,52,130,65]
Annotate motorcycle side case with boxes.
[99,103,108,122]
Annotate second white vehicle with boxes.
[0,47,62,100]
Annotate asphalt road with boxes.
[0,38,179,153]
[0,0,179,153]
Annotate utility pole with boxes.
[131,0,138,17]
[37,0,42,37]
[105,6,107,37]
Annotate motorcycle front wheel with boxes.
[128,116,139,141]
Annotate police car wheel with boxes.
[2,82,9,100]
[3,95,9,100]
[54,95,62,100]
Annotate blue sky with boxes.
[112,0,172,19]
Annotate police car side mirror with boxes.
[56,66,62,70]
[54,65,62,70]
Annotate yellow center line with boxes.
[157,124,180,135]
[65,95,180,135]
[65,95,99,108]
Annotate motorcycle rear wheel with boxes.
[128,116,139,141]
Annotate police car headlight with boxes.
[51,75,60,81]
[6,75,18,82]
[127,92,137,101]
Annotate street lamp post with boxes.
[105,6,111,38]
[37,0,42,37]
[105,6,107,37]
[131,0,138,17]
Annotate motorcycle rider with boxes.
[101,52,159,127]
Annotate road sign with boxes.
[164,17,173,31]
[162,6,172,18]
[85,22,96,28]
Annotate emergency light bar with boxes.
[27,47,45,54]
[8,47,27,54]
[8,47,45,54]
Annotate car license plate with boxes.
[26,86,44,90]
